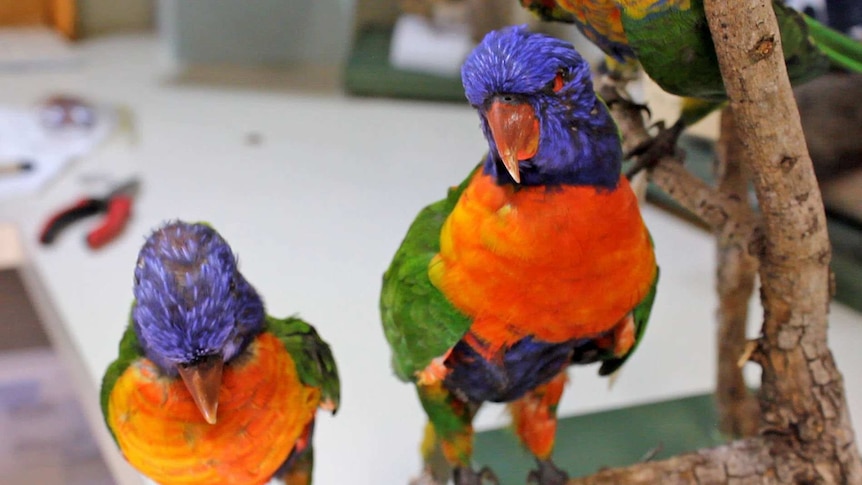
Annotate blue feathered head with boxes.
[131,221,265,374]
[461,25,622,188]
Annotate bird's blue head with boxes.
[132,221,265,373]
[131,221,265,423]
[462,25,622,188]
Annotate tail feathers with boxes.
[804,15,862,72]
[419,423,452,485]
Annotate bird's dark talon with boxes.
[602,92,652,120]
[453,466,499,485]
[527,459,569,485]
[647,120,667,132]
[625,118,686,179]
[599,85,651,119]
[478,466,500,484]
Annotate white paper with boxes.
[389,14,475,78]
[0,103,116,200]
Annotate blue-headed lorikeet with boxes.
[380,26,659,485]
[519,0,862,167]
[100,221,339,485]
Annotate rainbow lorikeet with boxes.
[380,26,659,485]
[520,0,862,164]
[100,221,339,485]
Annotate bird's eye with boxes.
[552,70,566,93]
[229,279,237,293]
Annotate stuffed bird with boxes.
[519,0,862,166]
[100,221,339,485]
[381,26,658,485]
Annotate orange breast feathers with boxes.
[107,333,321,485]
[429,171,657,346]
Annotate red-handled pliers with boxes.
[39,178,140,249]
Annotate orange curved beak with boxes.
[486,98,540,184]
[177,355,223,425]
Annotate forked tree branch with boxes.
[598,84,757,235]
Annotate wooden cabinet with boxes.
[0,0,76,39]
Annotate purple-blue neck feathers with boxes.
[131,221,265,375]
[462,25,622,188]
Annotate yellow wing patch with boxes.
[617,0,691,20]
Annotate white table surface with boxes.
[1,34,861,485]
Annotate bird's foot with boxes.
[527,459,569,485]
[598,85,651,120]
[410,467,447,485]
[597,58,640,84]
[453,466,499,485]
[625,118,686,179]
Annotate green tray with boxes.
[344,26,466,102]
[474,393,725,484]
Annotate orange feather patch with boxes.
[558,0,628,46]
[108,333,321,485]
[430,171,656,350]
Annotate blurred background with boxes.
[0,1,860,484]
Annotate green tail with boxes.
[804,14,862,72]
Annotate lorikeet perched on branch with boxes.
[520,0,862,168]
[100,221,339,485]
[380,26,658,485]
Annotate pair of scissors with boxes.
[39,178,140,249]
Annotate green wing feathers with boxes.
[621,1,726,100]
[380,165,480,382]
[99,308,143,444]
[266,315,341,413]
[598,267,659,377]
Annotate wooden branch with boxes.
[567,437,772,485]
[599,84,756,234]
[704,0,862,481]
[713,108,759,438]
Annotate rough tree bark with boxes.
[713,109,759,439]
[707,0,861,480]
[564,1,862,483]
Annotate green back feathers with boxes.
[621,0,848,101]
[380,165,480,381]
[621,0,725,100]
[265,315,341,412]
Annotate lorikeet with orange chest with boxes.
[100,221,339,485]
[380,26,658,485]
